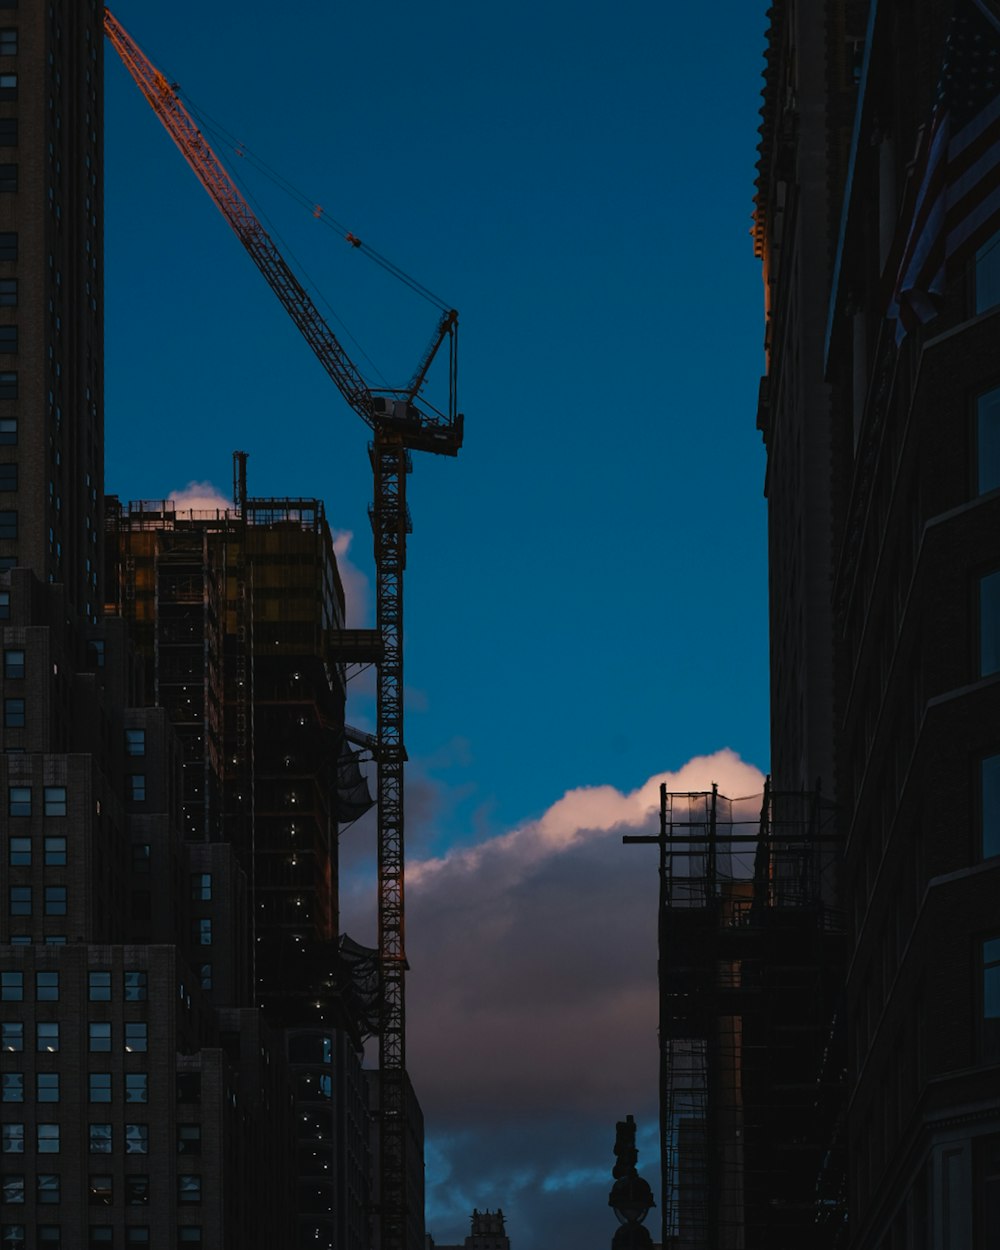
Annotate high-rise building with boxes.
[0,1,104,619]
[757,2,1000,1246]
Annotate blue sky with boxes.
[104,1,772,1244]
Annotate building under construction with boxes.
[628,784,845,1249]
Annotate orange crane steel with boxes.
[104,12,462,1248]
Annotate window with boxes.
[176,1073,200,1103]
[199,963,212,991]
[129,774,146,802]
[0,1127,21,1154]
[3,648,22,677]
[88,1230,113,1249]
[8,886,29,915]
[193,918,212,946]
[89,1175,112,1206]
[980,570,1000,677]
[191,873,212,900]
[1,1176,23,1204]
[36,1022,59,1053]
[125,1074,148,1104]
[976,232,1000,313]
[3,700,23,727]
[131,843,150,874]
[36,1174,59,1204]
[36,972,58,1002]
[1,1229,25,1250]
[125,1175,149,1206]
[36,1125,59,1154]
[126,1231,150,1247]
[984,936,1000,1060]
[0,327,14,354]
[983,755,1000,860]
[0,464,13,491]
[0,233,14,261]
[44,887,66,916]
[37,1231,60,1249]
[0,75,14,102]
[124,1022,147,1054]
[44,837,66,866]
[88,1074,111,1104]
[43,937,65,946]
[177,1175,201,1204]
[7,786,29,816]
[0,122,14,148]
[43,787,66,817]
[36,1074,59,1103]
[0,1023,20,1052]
[0,511,15,539]
[88,971,111,1002]
[0,29,15,55]
[125,728,145,756]
[0,420,13,445]
[1,1075,22,1103]
[979,387,1000,495]
[88,1125,111,1154]
[0,972,21,1001]
[8,837,29,866]
[0,590,7,617]
[89,1022,111,1053]
[125,1124,148,1154]
[177,1232,202,1247]
[177,1125,201,1155]
[124,970,147,1001]
[0,280,13,306]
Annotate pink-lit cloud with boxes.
[331,528,372,628]
[166,480,233,513]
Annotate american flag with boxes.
[891,0,1000,339]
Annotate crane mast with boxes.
[105,12,462,1250]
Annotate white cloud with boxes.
[331,528,371,627]
[167,479,232,513]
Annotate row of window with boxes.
[0,971,147,1001]
[2,1122,200,1156]
[2,1073,150,1104]
[2,1021,147,1053]
[6,787,66,816]
[0,1228,203,1248]
[8,837,66,866]
[2,1174,200,1205]
[9,886,66,916]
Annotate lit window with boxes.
[0,972,21,1001]
[7,786,28,815]
[36,1125,59,1154]
[984,936,1000,1060]
[1,1176,23,1204]
[88,972,111,1002]
[129,774,146,802]
[177,1175,201,1204]
[36,972,58,1002]
[36,1022,59,1053]
[3,699,24,728]
[88,1124,112,1154]
[0,1125,22,1153]
[125,728,145,756]
[125,1124,148,1154]
[8,886,29,915]
[193,918,212,946]
[0,1023,20,1051]
[36,1174,59,1204]
[125,1074,148,1104]
[124,1022,147,1054]
[177,1124,201,1155]
[43,787,66,817]
[44,837,66,866]
[3,648,22,677]
[976,232,1000,313]
[88,1175,112,1206]
[43,886,66,916]
[1,1074,23,1102]
[191,873,212,901]
[980,570,1000,677]
[8,837,29,865]
[124,970,147,1001]
[88,1074,111,1104]
[35,1074,59,1103]
[89,1023,110,1052]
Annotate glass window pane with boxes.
[981,570,1000,677]
[979,387,1000,495]
[125,1124,148,1154]
[976,232,1000,313]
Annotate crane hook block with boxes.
[346,232,362,248]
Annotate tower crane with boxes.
[104,12,462,1249]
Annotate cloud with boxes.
[166,479,233,513]
[331,528,372,628]
[341,748,766,1250]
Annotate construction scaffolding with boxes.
[626,782,846,1250]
